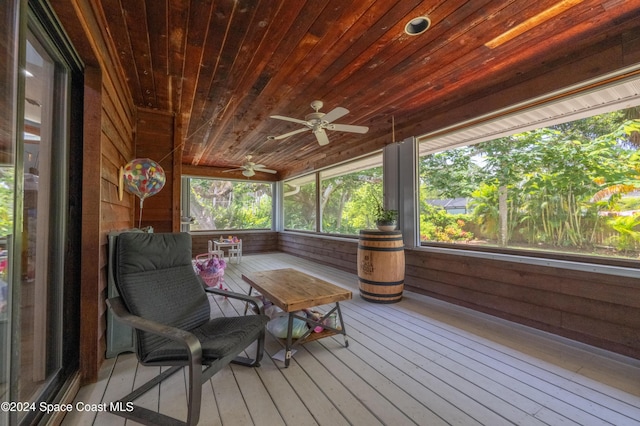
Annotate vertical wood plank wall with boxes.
[135,108,175,233]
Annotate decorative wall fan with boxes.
[270,100,369,146]
[223,155,276,177]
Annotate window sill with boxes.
[416,242,640,279]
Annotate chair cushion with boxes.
[140,314,269,364]
[116,232,194,275]
[114,232,211,358]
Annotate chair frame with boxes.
[207,239,225,259]
[106,286,265,426]
[228,239,242,263]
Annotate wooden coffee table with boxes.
[242,268,351,367]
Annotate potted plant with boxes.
[375,204,398,231]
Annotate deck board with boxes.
[62,253,640,425]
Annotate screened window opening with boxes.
[418,107,640,260]
[319,156,383,235]
[283,174,316,232]
[187,178,273,231]
[284,154,383,235]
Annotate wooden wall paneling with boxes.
[405,249,640,313]
[134,108,175,232]
[190,232,279,257]
[101,90,133,153]
[278,233,358,274]
[100,138,134,232]
[403,249,640,359]
[172,114,183,232]
[97,69,136,381]
[405,260,564,325]
[101,94,132,222]
[79,66,102,384]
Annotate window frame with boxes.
[413,71,640,272]
[283,152,384,237]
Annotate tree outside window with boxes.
[188,178,272,230]
[419,108,640,259]
[284,154,383,234]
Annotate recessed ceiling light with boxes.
[404,16,431,36]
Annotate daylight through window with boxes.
[187,178,273,231]
[283,174,316,232]
[284,153,383,235]
[418,108,640,260]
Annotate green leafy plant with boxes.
[375,207,398,224]
[419,203,474,242]
[376,209,398,224]
[606,215,640,253]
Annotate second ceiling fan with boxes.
[223,155,276,177]
[270,100,369,146]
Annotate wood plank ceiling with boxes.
[97,0,640,179]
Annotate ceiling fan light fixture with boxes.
[242,169,255,177]
[404,16,431,36]
[270,100,369,145]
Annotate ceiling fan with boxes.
[223,155,277,177]
[270,100,369,146]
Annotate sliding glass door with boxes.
[0,1,20,425]
[1,1,82,424]
[18,24,67,412]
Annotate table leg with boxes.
[335,302,349,347]
[285,313,294,368]
[243,287,254,315]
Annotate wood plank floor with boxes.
[62,253,640,426]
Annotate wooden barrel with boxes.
[357,230,404,303]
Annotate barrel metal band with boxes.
[358,245,404,252]
[358,236,403,242]
[359,289,404,298]
[358,277,404,286]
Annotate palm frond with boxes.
[590,184,639,203]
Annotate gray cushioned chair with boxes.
[107,232,269,425]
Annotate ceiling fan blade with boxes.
[255,167,277,174]
[223,167,245,173]
[322,107,349,123]
[314,129,330,146]
[270,115,308,125]
[272,127,309,140]
[327,123,369,134]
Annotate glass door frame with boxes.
[5,1,83,424]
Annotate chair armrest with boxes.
[204,287,265,315]
[107,296,202,360]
